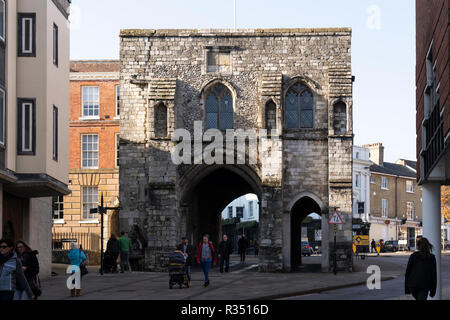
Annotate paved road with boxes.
[282,254,450,300]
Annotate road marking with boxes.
[234,264,259,274]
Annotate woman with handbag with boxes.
[68,242,87,297]
[15,240,41,299]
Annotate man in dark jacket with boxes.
[371,239,376,253]
[176,237,194,281]
[405,237,437,300]
[238,235,248,263]
[218,234,233,273]
[106,234,120,273]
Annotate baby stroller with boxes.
[168,250,190,289]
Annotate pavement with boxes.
[40,253,421,300]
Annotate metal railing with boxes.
[52,232,101,252]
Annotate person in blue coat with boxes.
[68,242,87,297]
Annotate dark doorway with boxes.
[185,167,260,249]
[291,197,321,271]
[2,193,27,242]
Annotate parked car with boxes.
[382,240,399,252]
[301,241,314,256]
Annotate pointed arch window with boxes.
[285,83,314,129]
[265,100,277,131]
[205,84,233,130]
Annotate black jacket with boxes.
[218,240,233,256]
[106,237,120,255]
[405,252,437,297]
[19,250,39,283]
[238,238,248,253]
[176,243,194,266]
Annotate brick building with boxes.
[364,143,423,249]
[416,0,450,299]
[119,28,354,272]
[52,61,120,255]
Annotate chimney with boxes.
[362,143,384,166]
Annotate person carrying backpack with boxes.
[15,240,41,299]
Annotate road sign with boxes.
[328,210,344,225]
[352,243,357,254]
[376,242,381,254]
[353,235,369,246]
[315,230,322,241]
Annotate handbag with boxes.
[79,250,88,276]
[30,276,42,297]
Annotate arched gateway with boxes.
[119,28,354,272]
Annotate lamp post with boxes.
[90,193,122,275]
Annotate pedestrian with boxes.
[405,237,437,300]
[196,234,217,287]
[15,240,41,299]
[254,240,259,256]
[218,234,233,273]
[0,238,34,301]
[238,234,248,263]
[176,236,194,281]
[105,234,119,273]
[119,231,132,273]
[371,239,376,253]
[68,242,87,297]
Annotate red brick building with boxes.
[416,0,450,299]
[52,61,120,255]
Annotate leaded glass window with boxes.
[285,83,314,129]
[205,84,233,130]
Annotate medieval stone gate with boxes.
[119,28,354,272]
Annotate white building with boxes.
[221,194,259,222]
[353,146,371,223]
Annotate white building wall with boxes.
[353,146,371,222]
[221,194,259,222]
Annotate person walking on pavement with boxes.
[177,236,194,281]
[196,234,217,287]
[254,240,259,256]
[106,234,120,273]
[0,239,34,301]
[405,237,437,300]
[218,234,233,273]
[15,240,41,299]
[68,242,87,297]
[238,234,248,263]
[371,239,376,253]
[119,232,132,273]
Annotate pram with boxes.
[101,252,118,273]
[168,250,190,289]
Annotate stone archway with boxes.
[180,165,262,248]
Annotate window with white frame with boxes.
[0,89,4,145]
[82,86,99,118]
[381,199,388,218]
[249,201,254,217]
[115,133,119,168]
[52,196,64,220]
[0,0,5,41]
[115,85,120,117]
[82,134,98,168]
[381,177,388,190]
[406,180,414,193]
[82,187,98,220]
[355,174,361,188]
[53,23,58,66]
[406,202,415,220]
[18,13,35,56]
[18,99,35,154]
[53,106,58,161]
[228,206,233,219]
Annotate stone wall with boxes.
[119,29,353,272]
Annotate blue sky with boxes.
[70,0,416,163]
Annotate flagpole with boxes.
[234,0,237,29]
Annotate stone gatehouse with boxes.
[119,29,354,272]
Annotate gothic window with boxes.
[333,101,347,134]
[285,83,314,129]
[265,100,277,131]
[205,84,233,130]
[154,102,168,137]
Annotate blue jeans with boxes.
[120,251,130,271]
[201,261,212,283]
[185,266,191,281]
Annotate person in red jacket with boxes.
[196,234,217,287]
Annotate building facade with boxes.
[352,146,371,223]
[0,0,71,277]
[416,0,450,299]
[119,28,354,272]
[52,61,120,255]
[364,143,423,250]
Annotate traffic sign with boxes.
[328,210,344,224]
[376,242,381,254]
[353,235,369,246]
